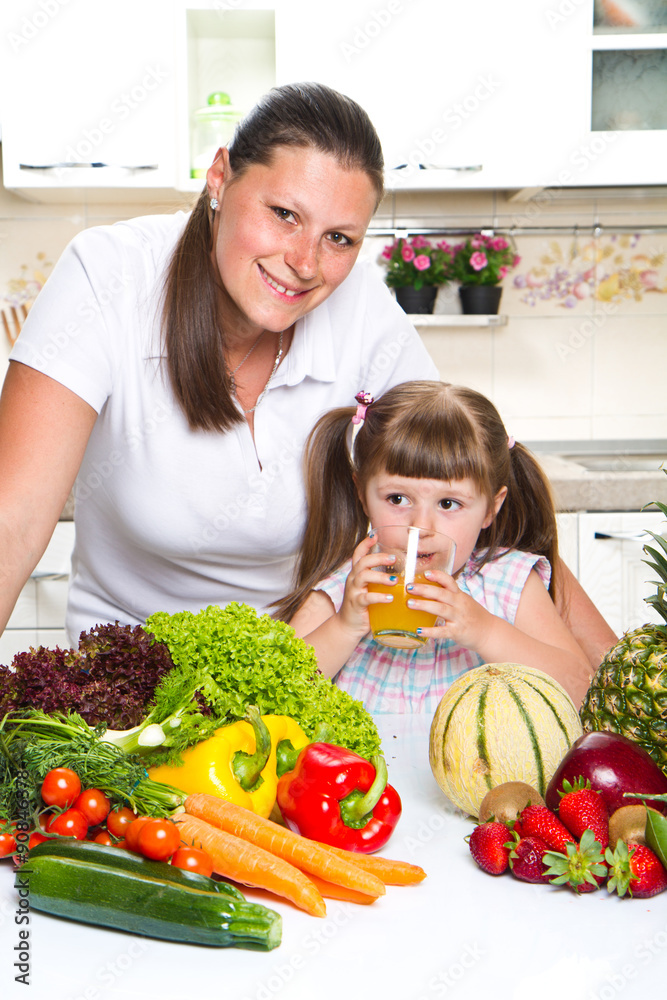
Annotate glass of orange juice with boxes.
[367,525,456,649]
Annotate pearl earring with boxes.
[210,197,219,210]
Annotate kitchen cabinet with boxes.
[557,509,665,637]
[0,522,74,664]
[0,0,177,200]
[274,0,563,191]
[536,0,667,188]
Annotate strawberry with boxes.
[519,804,575,852]
[508,834,552,884]
[468,821,510,875]
[556,777,609,849]
[544,829,608,894]
[606,840,667,899]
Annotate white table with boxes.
[2,714,665,1000]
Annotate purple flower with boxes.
[470,251,488,272]
[402,244,416,262]
[414,254,431,271]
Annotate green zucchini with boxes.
[23,844,281,950]
[28,839,244,898]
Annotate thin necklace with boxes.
[226,330,266,397]
[228,330,284,415]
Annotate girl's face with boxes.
[206,145,378,338]
[361,472,507,574]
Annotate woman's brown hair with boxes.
[274,380,560,621]
[161,82,385,431]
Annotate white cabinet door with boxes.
[0,0,177,197]
[528,0,667,188]
[274,0,563,191]
[577,511,666,637]
[1,522,75,663]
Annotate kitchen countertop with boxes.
[3,713,666,1000]
[529,440,667,512]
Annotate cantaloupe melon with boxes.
[429,662,583,818]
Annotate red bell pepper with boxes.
[276,742,402,853]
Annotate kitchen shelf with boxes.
[408,314,508,327]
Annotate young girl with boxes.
[276,381,592,712]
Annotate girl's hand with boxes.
[405,570,495,650]
[337,535,398,639]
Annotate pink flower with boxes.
[411,235,429,249]
[470,235,484,249]
[414,254,431,271]
[470,251,488,272]
[513,254,521,267]
[402,244,415,262]
[381,245,394,260]
[498,266,508,280]
[437,240,451,252]
[491,237,508,251]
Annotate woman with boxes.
[0,83,437,644]
[0,82,614,670]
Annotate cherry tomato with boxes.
[91,830,113,846]
[106,807,136,838]
[136,818,180,862]
[41,768,82,808]
[125,815,152,852]
[171,846,214,877]
[74,788,111,827]
[0,829,17,858]
[46,808,89,840]
[28,831,49,849]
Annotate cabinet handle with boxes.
[391,163,483,172]
[19,162,158,171]
[594,530,651,541]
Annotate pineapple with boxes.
[580,499,667,773]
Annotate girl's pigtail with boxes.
[489,442,560,597]
[273,407,368,621]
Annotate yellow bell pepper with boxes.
[148,707,309,818]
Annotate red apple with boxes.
[545,731,667,817]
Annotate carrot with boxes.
[175,813,326,918]
[317,843,427,886]
[305,873,378,906]
[184,794,385,898]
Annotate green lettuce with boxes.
[145,603,381,759]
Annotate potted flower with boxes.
[450,234,520,314]
[380,236,453,314]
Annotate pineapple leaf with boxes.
[643,533,667,569]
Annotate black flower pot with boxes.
[459,284,503,315]
[395,285,438,315]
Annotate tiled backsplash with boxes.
[2,148,666,443]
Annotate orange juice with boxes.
[368,572,437,649]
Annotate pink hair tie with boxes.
[352,390,374,424]
[507,435,516,449]
[350,391,374,460]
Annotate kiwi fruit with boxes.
[608,804,648,849]
[478,781,545,824]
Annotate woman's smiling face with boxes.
[207,145,378,336]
